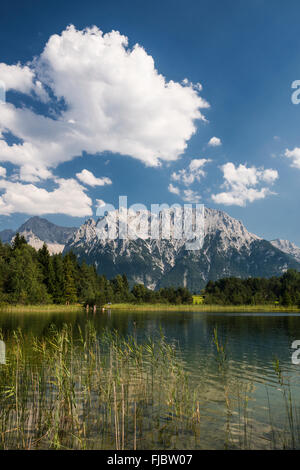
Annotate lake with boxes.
[0,309,300,449]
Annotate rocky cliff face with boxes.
[270,239,300,263]
[64,207,300,291]
[3,217,77,255]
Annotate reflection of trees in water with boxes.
[203,314,300,363]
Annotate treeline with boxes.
[203,270,300,306]
[0,234,193,305]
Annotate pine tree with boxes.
[52,254,65,303]
[12,233,27,250]
[63,256,77,304]
[38,244,55,297]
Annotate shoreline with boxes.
[104,303,300,313]
[0,303,299,314]
[0,304,83,313]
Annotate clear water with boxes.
[1,309,300,449]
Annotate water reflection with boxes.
[0,309,300,449]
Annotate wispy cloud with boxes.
[171,158,210,186]
[168,183,180,195]
[76,169,112,187]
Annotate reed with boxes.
[105,303,300,313]
[0,304,83,314]
[211,332,300,450]
[0,322,299,449]
[0,323,201,449]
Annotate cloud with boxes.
[212,163,278,206]
[168,183,180,195]
[171,158,210,186]
[182,78,203,91]
[0,178,92,216]
[0,166,6,178]
[0,63,48,101]
[0,25,209,183]
[182,189,202,203]
[95,199,106,208]
[76,169,112,187]
[284,147,300,169]
[208,136,222,147]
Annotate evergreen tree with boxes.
[12,233,27,251]
[52,254,65,303]
[37,244,55,297]
[63,256,77,304]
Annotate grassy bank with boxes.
[105,303,300,312]
[0,304,83,314]
[1,303,299,314]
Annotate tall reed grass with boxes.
[0,323,202,449]
[0,304,82,314]
[106,303,300,312]
[0,322,299,449]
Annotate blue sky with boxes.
[1,0,300,244]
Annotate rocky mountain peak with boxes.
[270,239,300,263]
[64,206,300,291]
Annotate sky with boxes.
[1,0,300,244]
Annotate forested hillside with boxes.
[203,270,300,306]
[0,235,193,306]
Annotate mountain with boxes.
[4,217,77,255]
[64,207,300,291]
[0,229,15,243]
[270,239,300,263]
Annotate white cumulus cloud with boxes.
[76,169,112,187]
[284,147,300,169]
[212,163,278,207]
[0,166,6,178]
[208,136,222,147]
[0,25,209,183]
[0,63,48,101]
[0,178,92,216]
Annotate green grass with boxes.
[0,304,83,314]
[1,302,299,314]
[105,303,300,312]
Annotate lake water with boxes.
[0,309,300,449]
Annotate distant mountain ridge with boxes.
[270,239,300,263]
[63,207,300,291]
[1,211,300,290]
[0,216,77,255]
[0,229,14,244]
[18,216,77,245]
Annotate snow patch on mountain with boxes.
[63,206,299,291]
[270,239,300,263]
